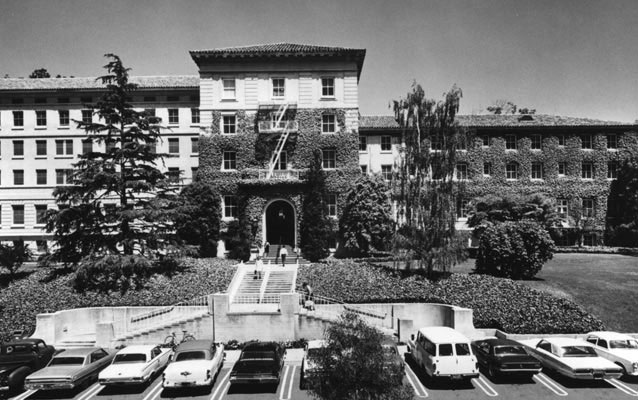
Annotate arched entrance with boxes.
[265,200,295,246]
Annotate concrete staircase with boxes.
[112,313,213,346]
[234,269,265,303]
[246,244,310,265]
[298,305,396,338]
[262,270,295,303]
[56,333,97,349]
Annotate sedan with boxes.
[162,340,225,389]
[586,331,638,376]
[471,338,541,379]
[99,345,172,386]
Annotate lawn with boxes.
[454,253,638,333]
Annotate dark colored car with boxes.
[381,339,405,385]
[471,338,542,379]
[0,338,57,395]
[229,342,285,386]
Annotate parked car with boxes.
[300,340,327,390]
[162,340,225,389]
[585,331,638,377]
[98,345,172,386]
[0,338,57,394]
[381,338,405,385]
[471,338,542,379]
[521,337,623,380]
[229,342,285,386]
[407,326,479,381]
[24,347,113,390]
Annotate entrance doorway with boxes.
[265,200,295,246]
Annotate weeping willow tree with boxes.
[391,82,470,276]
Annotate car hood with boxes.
[26,366,83,380]
[558,357,619,369]
[164,360,211,379]
[99,363,147,379]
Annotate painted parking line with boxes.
[404,363,428,397]
[9,389,36,400]
[77,383,104,400]
[606,378,638,397]
[534,373,568,396]
[472,375,498,397]
[209,369,232,400]
[279,365,295,400]
[142,380,164,400]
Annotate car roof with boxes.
[542,337,590,346]
[587,331,635,341]
[243,341,279,351]
[175,340,214,352]
[307,340,327,349]
[474,338,522,347]
[116,345,156,354]
[2,339,43,346]
[54,347,99,357]
[417,327,470,343]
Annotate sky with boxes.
[1,0,638,122]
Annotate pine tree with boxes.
[300,150,331,262]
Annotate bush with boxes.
[476,221,556,279]
[74,254,155,294]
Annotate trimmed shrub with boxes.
[476,221,556,279]
[74,254,154,294]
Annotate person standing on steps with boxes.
[264,241,270,257]
[254,256,264,279]
[280,246,288,266]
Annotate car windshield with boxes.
[49,357,84,366]
[494,345,527,355]
[241,351,275,360]
[175,351,207,361]
[113,354,147,363]
[561,346,597,357]
[610,340,638,349]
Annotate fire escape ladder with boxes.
[267,103,290,179]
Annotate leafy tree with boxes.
[390,82,469,276]
[173,181,221,257]
[476,220,555,279]
[308,312,413,400]
[606,158,638,247]
[29,68,51,78]
[468,193,560,232]
[486,99,517,115]
[300,150,331,262]
[0,241,33,278]
[43,54,180,267]
[338,174,393,257]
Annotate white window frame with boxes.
[581,134,593,150]
[457,199,470,220]
[168,108,179,125]
[483,162,492,177]
[59,110,70,126]
[582,162,593,180]
[272,77,285,98]
[191,108,200,125]
[531,135,542,150]
[607,161,618,180]
[455,163,468,180]
[222,114,237,135]
[35,110,47,127]
[556,199,568,220]
[505,135,517,150]
[222,78,236,100]
[359,135,367,152]
[531,162,543,180]
[321,77,335,98]
[582,198,595,219]
[606,134,618,150]
[381,136,392,152]
[482,135,490,147]
[381,164,392,181]
[322,114,336,134]
[273,151,287,170]
[558,162,567,177]
[322,149,336,169]
[223,195,238,219]
[168,138,180,154]
[81,109,92,124]
[557,134,566,147]
[326,194,337,217]
[36,169,47,185]
[222,151,237,171]
[506,162,519,180]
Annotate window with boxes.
[321,77,335,97]
[168,138,180,154]
[191,108,200,124]
[457,199,469,219]
[531,135,542,150]
[273,151,287,170]
[13,111,24,127]
[13,140,24,157]
[36,140,47,156]
[36,110,46,126]
[482,135,490,147]
[506,162,519,180]
[167,167,180,183]
[12,205,24,225]
[381,136,392,151]
[558,134,566,147]
[36,169,47,185]
[531,162,544,180]
[607,134,617,149]
[168,109,179,124]
[272,78,285,97]
[55,139,73,156]
[56,169,73,185]
[360,165,367,174]
[359,136,367,152]
[483,162,492,177]
[557,199,568,219]
[223,115,236,134]
[607,161,618,179]
[558,162,567,177]
[381,165,392,181]
[35,205,47,225]
[59,110,70,126]
[322,149,336,169]
[223,195,237,218]
[582,198,595,219]
[322,114,336,134]
[223,151,236,170]
[582,134,592,149]
[582,162,593,179]
[326,194,337,217]
[191,138,199,154]
[222,78,236,99]
[505,135,517,150]
[13,170,24,185]
[82,139,93,154]
[81,109,92,124]
[455,163,468,180]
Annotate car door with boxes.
[436,343,456,375]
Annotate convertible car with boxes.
[24,347,113,390]
[98,345,172,386]
[521,337,623,380]
[471,338,542,378]
[162,340,225,389]
[229,342,285,386]
[585,331,638,376]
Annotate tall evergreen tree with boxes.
[44,54,179,266]
[300,150,331,262]
[391,82,469,275]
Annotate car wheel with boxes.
[616,363,628,376]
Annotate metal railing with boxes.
[128,295,210,333]
[258,120,299,133]
[296,289,388,327]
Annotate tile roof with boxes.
[0,76,199,91]
[190,42,365,57]
[359,114,637,130]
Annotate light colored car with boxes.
[585,331,638,376]
[24,347,113,390]
[162,340,224,389]
[520,337,623,380]
[300,340,327,389]
[98,345,172,386]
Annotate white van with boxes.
[408,326,479,380]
